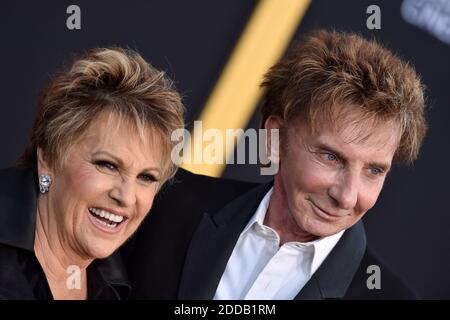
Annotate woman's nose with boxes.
[109,178,137,208]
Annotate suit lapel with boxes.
[178,183,273,299]
[294,221,367,300]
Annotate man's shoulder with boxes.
[156,168,259,218]
[122,168,259,299]
[132,168,259,243]
[345,246,418,299]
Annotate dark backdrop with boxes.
[0,0,449,298]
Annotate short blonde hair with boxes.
[260,29,427,164]
[18,47,185,182]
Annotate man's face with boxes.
[272,114,400,238]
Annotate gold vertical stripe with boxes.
[181,0,311,177]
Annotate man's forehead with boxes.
[289,116,401,164]
[290,110,400,145]
[330,120,399,147]
[313,130,398,156]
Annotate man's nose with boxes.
[328,170,359,210]
[109,178,137,208]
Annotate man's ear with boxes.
[37,147,52,175]
[264,116,282,164]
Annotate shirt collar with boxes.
[242,186,344,274]
[242,187,274,234]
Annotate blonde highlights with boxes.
[18,47,185,182]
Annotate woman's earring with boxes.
[39,174,52,194]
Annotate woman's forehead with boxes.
[70,112,160,159]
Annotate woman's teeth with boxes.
[97,219,117,228]
[88,207,124,225]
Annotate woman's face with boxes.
[39,112,164,259]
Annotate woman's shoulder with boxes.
[0,167,37,251]
[0,167,40,300]
[0,244,36,299]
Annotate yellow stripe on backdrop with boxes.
[181,0,311,177]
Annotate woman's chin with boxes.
[79,213,129,259]
[78,235,121,260]
[87,243,117,260]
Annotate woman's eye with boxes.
[95,160,116,171]
[139,174,157,183]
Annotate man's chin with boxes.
[301,218,346,239]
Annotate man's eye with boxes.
[370,167,383,176]
[95,160,116,171]
[322,153,338,162]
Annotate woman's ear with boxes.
[37,147,52,175]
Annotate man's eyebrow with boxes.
[314,142,391,172]
[314,142,348,162]
[92,150,161,174]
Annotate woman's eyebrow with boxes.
[92,150,161,173]
[92,150,123,164]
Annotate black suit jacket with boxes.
[123,168,417,299]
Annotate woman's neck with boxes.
[34,197,92,300]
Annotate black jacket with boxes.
[123,168,417,300]
[0,167,131,300]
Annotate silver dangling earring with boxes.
[39,174,52,194]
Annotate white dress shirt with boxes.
[214,187,344,300]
